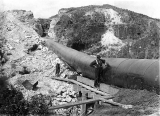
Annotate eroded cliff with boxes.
[48,4,159,59]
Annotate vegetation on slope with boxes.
[116,21,159,59]
[52,4,159,59]
[55,9,107,50]
[0,79,49,115]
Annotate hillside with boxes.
[0,10,78,115]
[0,6,159,116]
[48,4,159,59]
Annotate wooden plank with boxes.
[72,84,78,92]
[100,98,133,109]
[50,77,132,111]
[88,92,96,98]
[52,77,112,97]
[70,80,111,96]
[77,76,119,95]
[48,96,113,110]
[77,76,94,87]
[92,92,99,109]
[87,91,94,98]
[93,94,104,105]
[87,92,93,98]
[77,84,81,92]
[81,87,90,94]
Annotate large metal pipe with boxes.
[45,39,159,94]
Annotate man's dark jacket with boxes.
[90,59,105,68]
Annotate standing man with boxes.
[90,55,106,89]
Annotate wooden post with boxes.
[71,106,78,116]
[93,93,99,109]
[80,89,88,116]
[72,84,78,92]
[77,84,81,92]
[77,85,82,101]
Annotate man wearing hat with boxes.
[90,55,106,89]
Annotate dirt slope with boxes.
[1,10,79,115]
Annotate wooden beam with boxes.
[80,90,88,116]
[100,98,133,109]
[77,76,119,95]
[52,77,112,97]
[48,96,113,110]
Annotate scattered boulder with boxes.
[27,44,39,53]
[65,96,72,102]
[19,66,31,75]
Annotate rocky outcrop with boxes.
[33,21,43,36]
[36,18,51,37]
[12,10,34,22]
[48,16,60,39]
[48,4,159,59]
[11,10,51,37]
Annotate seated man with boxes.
[90,55,107,89]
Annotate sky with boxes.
[1,0,160,19]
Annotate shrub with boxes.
[54,10,107,51]
[0,77,49,115]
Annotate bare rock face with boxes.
[48,16,60,39]
[37,18,51,37]
[48,4,159,59]
[33,22,43,36]
[12,10,34,22]
[23,11,34,20]
[11,10,50,37]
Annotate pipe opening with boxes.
[71,43,85,51]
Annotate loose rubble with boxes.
[2,11,80,115]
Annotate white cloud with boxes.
[2,0,160,19]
